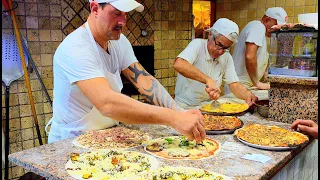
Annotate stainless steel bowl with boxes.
[255,100,269,118]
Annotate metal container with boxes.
[255,100,269,118]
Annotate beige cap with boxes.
[88,0,144,12]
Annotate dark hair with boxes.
[99,3,108,9]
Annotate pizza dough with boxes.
[144,136,220,160]
[65,149,159,180]
[73,127,150,150]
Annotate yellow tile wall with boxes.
[1,0,193,179]
[216,0,318,32]
[2,0,58,179]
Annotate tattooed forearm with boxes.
[124,63,183,111]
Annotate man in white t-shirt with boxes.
[231,7,288,91]
[46,0,205,144]
[174,18,257,108]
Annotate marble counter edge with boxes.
[267,75,318,85]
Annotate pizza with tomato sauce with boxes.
[144,136,220,160]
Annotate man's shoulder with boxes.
[245,20,265,31]
[56,27,92,53]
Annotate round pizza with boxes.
[200,102,249,114]
[144,136,220,160]
[204,114,243,131]
[234,124,309,147]
[134,166,232,180]
[73,127,150,150]
[65,150,158,180]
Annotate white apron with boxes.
[45,22,122,143]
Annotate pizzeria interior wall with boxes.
[1,0,318,179]
[1,0,193,179]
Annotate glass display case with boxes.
[268,26,318,77]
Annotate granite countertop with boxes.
[267,74,318,85]
[9,112,313,180]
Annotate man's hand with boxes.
[291,119,318,139]
[254,82,270,90]
[244,91,258,106]
[169,109,206,143]
[205,79,221,100]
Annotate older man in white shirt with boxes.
[173,18,257,108]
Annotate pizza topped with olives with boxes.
[144,136,220,160]
[65,149,158,180]
[234,124,309,147]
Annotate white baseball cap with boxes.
[265,7,288,25]
[88,0,144,12]
[205,18,239,43]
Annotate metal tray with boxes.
[236,136,308,151]
[206,119,244,135]
[201,107,252,116]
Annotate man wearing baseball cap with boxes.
[174,18,257,108]
[46,0,206,144]
[228,7,288,92]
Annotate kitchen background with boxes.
[1,0,318,179]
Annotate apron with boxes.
[45,21,123,143]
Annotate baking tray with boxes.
[205,118,244,135]
[236,136,309,151]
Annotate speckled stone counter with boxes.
[267,75,318,124]
[8,113,314,180]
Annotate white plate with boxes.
[65,150,159,180]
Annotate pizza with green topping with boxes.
[144,136,220,160]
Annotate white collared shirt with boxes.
[174,39,239,107]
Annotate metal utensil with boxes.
[210,100,221,109]
[205,84,221,109]
[2,32,29,180]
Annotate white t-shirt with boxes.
[174,39,239,107]
[52,27,137,124]
[232,20,269,88]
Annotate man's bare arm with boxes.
[122,62,183,110]
[245,42,259,85]
[229,82,257,106]
[76,77,205,142]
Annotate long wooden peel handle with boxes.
[9,0,43,145]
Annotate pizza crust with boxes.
[144,136,220,160]
[200,102,249,114]
[234,124,309,148]
[73,127,150,150]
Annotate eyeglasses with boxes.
[213,37,231,52]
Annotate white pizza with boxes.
[65,150,158,180]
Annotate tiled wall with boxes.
[215,0,318,32]
[1,0,192,179]
[2,0,59,179]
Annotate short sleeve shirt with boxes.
[52,27,137,124]
[232,20,269,87]
[174,39,239,107]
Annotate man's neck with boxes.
[87,16,109,51]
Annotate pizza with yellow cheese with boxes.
[73,127,150,150]
[134,166,232,180]
[204,114,243,131]
[144,136,220,160]
[234,124,309,147]
[200,102,249,114]
[65,150,158,180]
